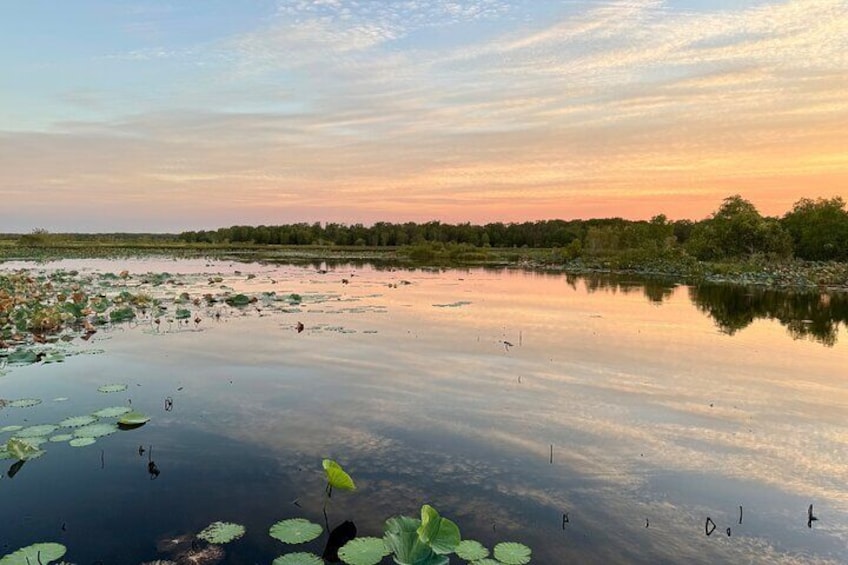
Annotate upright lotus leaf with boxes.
[338,537,391,565]
[323,459,356,491]
[272,553,323,565]
[197,521,246,544]
[417,505,460,555]
[0,542,66,564]
[6,438,42,460]
[383,516,447,565]
[493,542,532,565]
[269,518,323,544]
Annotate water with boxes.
[1,259,847,564]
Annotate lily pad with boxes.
[493,542,532,565]
[0,425,24,433]
[49,434,74,443]
[97,383,128,393]
[469,560,501,565]
[197,521,246,544]
[456,540,489,561]
[0,542,66,564]
[323,458,356,491]
[92,406,132,418]
[16,424,59,438]
[118,411,151,427]
[59,415,99,428]
[269,518,323,544]
[69,437,97,447]
[338,537,390,565]
[7,398,42,408]
[271,553,323,565]
[73,422,118,438]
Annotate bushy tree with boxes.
[782,197,848,260]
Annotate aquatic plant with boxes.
[455,540,489,561]
[6,437,43,460]
[269,518,323,544]
[92,405,132,417]
[336,537,390,565]
[196,521,246,544]
[493,542,532,565]
[323,458,356,493]
[59,415,99,428]
[97,383,128,393]
[0,542,67,564]
[271,553,323,565]
[117,411,151,427]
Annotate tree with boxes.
[782,197,848,261]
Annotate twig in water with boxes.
[100,449,104,469]
[739,505,743,525]
[705,517,716,536]
[562,513,569,529]
[550,444,553,464]
[808,504,818,528]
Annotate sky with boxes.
[1,0,847,232]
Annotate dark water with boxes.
[1,260,847,564]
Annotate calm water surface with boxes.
[1,259,847,564]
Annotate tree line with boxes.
[178,195,848,262]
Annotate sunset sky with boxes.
[1,0,846,232]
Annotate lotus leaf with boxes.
[69,437,97,447]
[0,447,14,460]
[109,306,135,322]
[0,542,66,564]
[73,422,118,438]
[7,349,39,365]
[456,540,489,561]
[0,425,24,433]
[271,553,323,565]
[92,406,132,418]
[338,537,391,565]
[469,560,501,565]
[383,516,447,565]
[97,383,128,393]
[6,438,42,460]
[49,434,74,443]
[20,436,48,447]
[197,521,246,544]
[7,398,42,408]
[269,518,323,544]
[16,424,59,438]
[323,458,356,491]
[175,308,191,320]
[118,411,151,426]
[225,294,251,307]
[417,505,460,555]
[59,415,99,428]
[493,542,531,565]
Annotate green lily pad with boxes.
[0,542,66,564]
[15,424,59,438]
[493,542,532,565]
[197,521,246,544]
[69,437,97,447]
[456,540,489,561]
[73,422,118,438]
[0,425,24,433]
[271,553,323,565]
[323,458,356,491]
[49,434,74,443]
[92,406,132,418]
[338,537,390,565]
[117,411,150,426]
[269,518,323,544]
[225,294,252,307]
[469,560,501,565]
[7,398,42,408]
[97,383,128,393]
[59,415,99,428]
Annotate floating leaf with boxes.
[323,459,356,491]
[469,560,501,565]
[456,540,489,561]
[109,306,135,322]
[118,411,150,427]
[59,415,98,428]
[417,505,461,555]
[269,519,323,544]
[338,537,390,565]
[69,437,96,447]
[175,308,192,320]
[15,424,58,438]
[97,383,128,393]
[92,406,132,418]
[493,542,532,565]
[6,349,39,365]
[73,422,118,438]
[49,434,74,443]
[197,521,246,544]
[0,542,66,564]
[0,425,24,433]
[271,553,323,565]
[6,438,42,460]
[225,294,252,307]
[7,398,42,408]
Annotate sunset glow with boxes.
[1,0,846,231]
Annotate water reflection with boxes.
[690,284,848,346]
